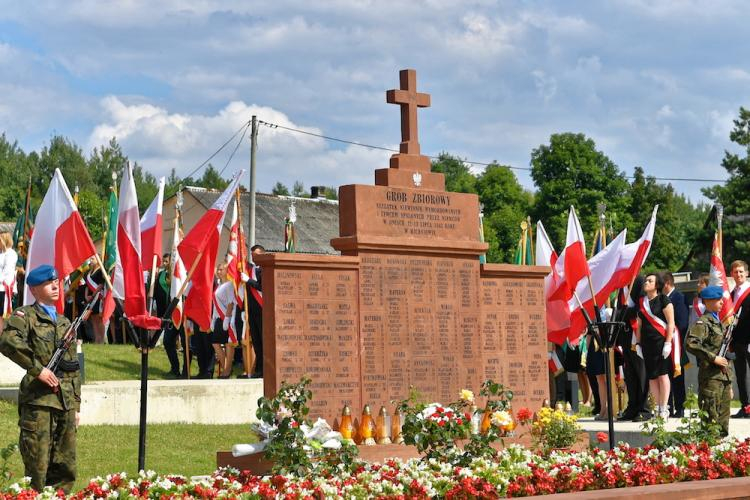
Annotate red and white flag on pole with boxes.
[709,231,734,322]
[25,169,98,312]
[179,171,244,331]
[140,177,165,270]
[226,196,247,305]
[610,205,658,290]
[563,230,627,344]
[548,206,590,302]
[169,215,185,329]
[537,221,570,343]
[108,162,148,321]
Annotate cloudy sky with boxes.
[1,0,748,202]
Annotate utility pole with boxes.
[249,116,258,247]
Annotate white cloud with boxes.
[531,70,558,102]
[88,97,390,192]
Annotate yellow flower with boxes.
[460,389,475,403]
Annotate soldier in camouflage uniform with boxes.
[0,265,81,493]
[685,285,733,436]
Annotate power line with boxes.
[219,121,251,176]
[182,119,251,180]
[163,119,251,201]
[258,120,727,184]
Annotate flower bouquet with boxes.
[251,376,360,475]
[530,406,581,454]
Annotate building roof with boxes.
[182,187,340,255]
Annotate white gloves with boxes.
[636,344,643,359]
[222,317,231,331]
[662,342,672,359]
[747,344,750,355]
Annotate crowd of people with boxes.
[553,261,750,435]
[1,244,266,381]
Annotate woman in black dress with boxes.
[636,273,675,420]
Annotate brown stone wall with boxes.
[479,264,550,412]
[358,252,483,411]
[257,253,361,419]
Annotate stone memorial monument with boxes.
[255,69,550,424]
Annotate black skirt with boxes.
[210,318,229,344]
[641,332,671,379]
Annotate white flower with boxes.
[322,438,342,449]
[490,410,512,427]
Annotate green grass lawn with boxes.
[80,343,203,382]
[0,399,256,491]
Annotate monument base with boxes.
[374,167,445,191]
[216,433,589,475]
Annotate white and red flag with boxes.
[24,169,98,312]
[179,171,244,331]
[537,221,570,343]
[709,231,734,322]
[140,177,165,270]
[169,216,185,329]
[548,207,589,302]
[610,205,658,290]
[563,230,627,344]
[106,162,147,322]
[226,196,247,305]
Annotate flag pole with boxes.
[234,188,254,376]
[146,255,159,314]
[92,253,115,293]
[717,203,723,256]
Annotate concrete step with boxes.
[578,413,750,448]
[0,353,25,386]
[0,378,264,426]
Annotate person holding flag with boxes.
[246,244,265,378]
[636,273,676,420]
[2,168,100,493]
[686,285,733,436]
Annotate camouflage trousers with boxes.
[18,404,77,493]
[698,379,731,437]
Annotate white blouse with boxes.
[0,248,18,292]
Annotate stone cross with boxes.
[386,69,431,171]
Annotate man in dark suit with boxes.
[662,272,689,417]
[729,260,750,418]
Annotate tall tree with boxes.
[475,164,533,263]
[292,180,306,197]
[37,135,91,196]
[530,133,630,249]
[0,134,38,220]
[627,167,707,272]
[431,153,477,194]
[272,181,290,196]
[88,138,128,199]
[703,106,750,263]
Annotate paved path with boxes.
[578,412,750,447]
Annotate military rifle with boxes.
[46,283,104,375]
[718,306,742,361]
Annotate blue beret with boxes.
[700,285,724,300]
[26,265,58,286]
